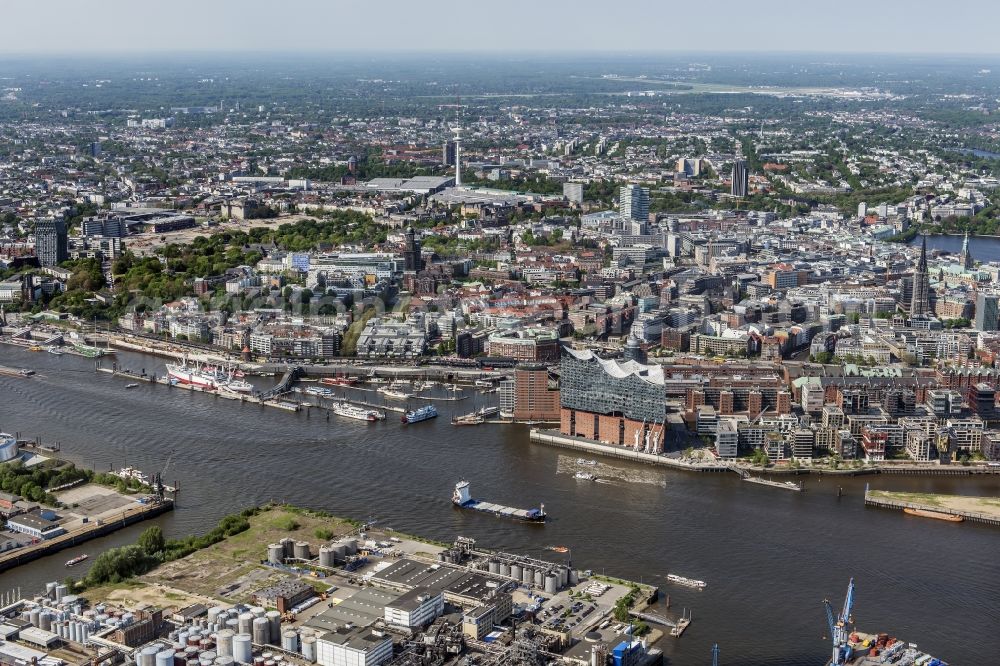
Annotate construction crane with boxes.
[711,643,719,666]
[823,578,856,666]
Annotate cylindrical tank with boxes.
[200,639,214,651]
[509,564,522,581]
[331,544,346,563]
[139,645,162,666]
[544,573,558,594]
[202,652,217,663]
[301,636,316,663]
[39,613,53,632]
[238,613,254,635]
[250,607,266,618]
[499,563,511,578]
[233,635,252,664]
[157,650,176,666]
[55,584,68,602]
[267,544,284,565]
[488,560,500,575]
[29,608,40,627]
[522,567,534,585]
[343,539,357,555]
[252,618,269,646]
[46,582,58,599]
[215,658,235,666]
[534,570,544,587]
[293,542,310,560]
[265,611,281,643]
[70,622,79,643]
[280,630,298,653]
[216,630,234,657]
[280,538,295,559]
[318,547,334,568]
[558,567,568,588]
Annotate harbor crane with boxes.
[823,578,856,666]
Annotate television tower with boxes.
[451,127,463,187]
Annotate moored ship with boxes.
[166,362,220,389]
[332,401,383,422]
[451,480,546,523]
[402,404,438,423]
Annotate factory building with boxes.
[316,626,393,666]
[382,588,444,629]
[5,510,65,540]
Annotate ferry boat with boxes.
[65,554,88,567]
[222,379,254,393]
[113,467,150,485]
[332,402,383,422]
[666,574,706,589]
[379,388,413,400]
[72,342,110,358]
[402,405,438,423]
[452,480,546,523]
[306,386,334,397]
[321,376,358,386]
[475,379,494,388]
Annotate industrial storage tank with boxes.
[509,564,523,581]
[265,611,281,643]
[232,634,252,664]
[216,630,234,657]
[139,645,163,666]
[238,614,253,635]
[544,573,558,594]
[292,542,310,560]
[499,563,511,578]
[215,658,235,666]
[488,560,500,575]
[39,612,52,632]
[558,567,568,588]
[280,630,298,653]
[521,567,534,585]
[252,618,269,646]
[280,538,295,559]
[156,650,176,666]
[28,608,40,627]
[534,570,544,587]
[55,585,68,602]
[267,545,284,565]
[331,544,346,563]
[342,539,357,555]
[46,582,58,598]
[0,433,19,463]
[250,607,266,618]
[300,636,316,663]
[318,547,334,568]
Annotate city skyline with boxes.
[3,0,1000,55]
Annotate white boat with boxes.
[113,466,150,485]
[331,401,383,422]
[475,379,494,388]
[166,362,220,389]
[125,383,140,389]
[305,386,334,396]
[378,388,412,400]
[666,574,706,589]
[577,458,598,466]
[46,347,65,356]
[574,472,596,481]
[223,379,254,393]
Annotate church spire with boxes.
[961,229,974,270]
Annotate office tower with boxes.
[731,159,749,198]
[89,141,102,157]
[961,230,974,270]
[975,292,999,331]
[442,140,456,167]
[858,202,867,218]
[619,184,649,223]
[563,182,584,205]
[34,219,68,267]
[910,235,930,317]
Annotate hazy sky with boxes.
[5,0,1000,55]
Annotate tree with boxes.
[137,526,165,556]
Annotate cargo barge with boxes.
[451,480,546,523]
